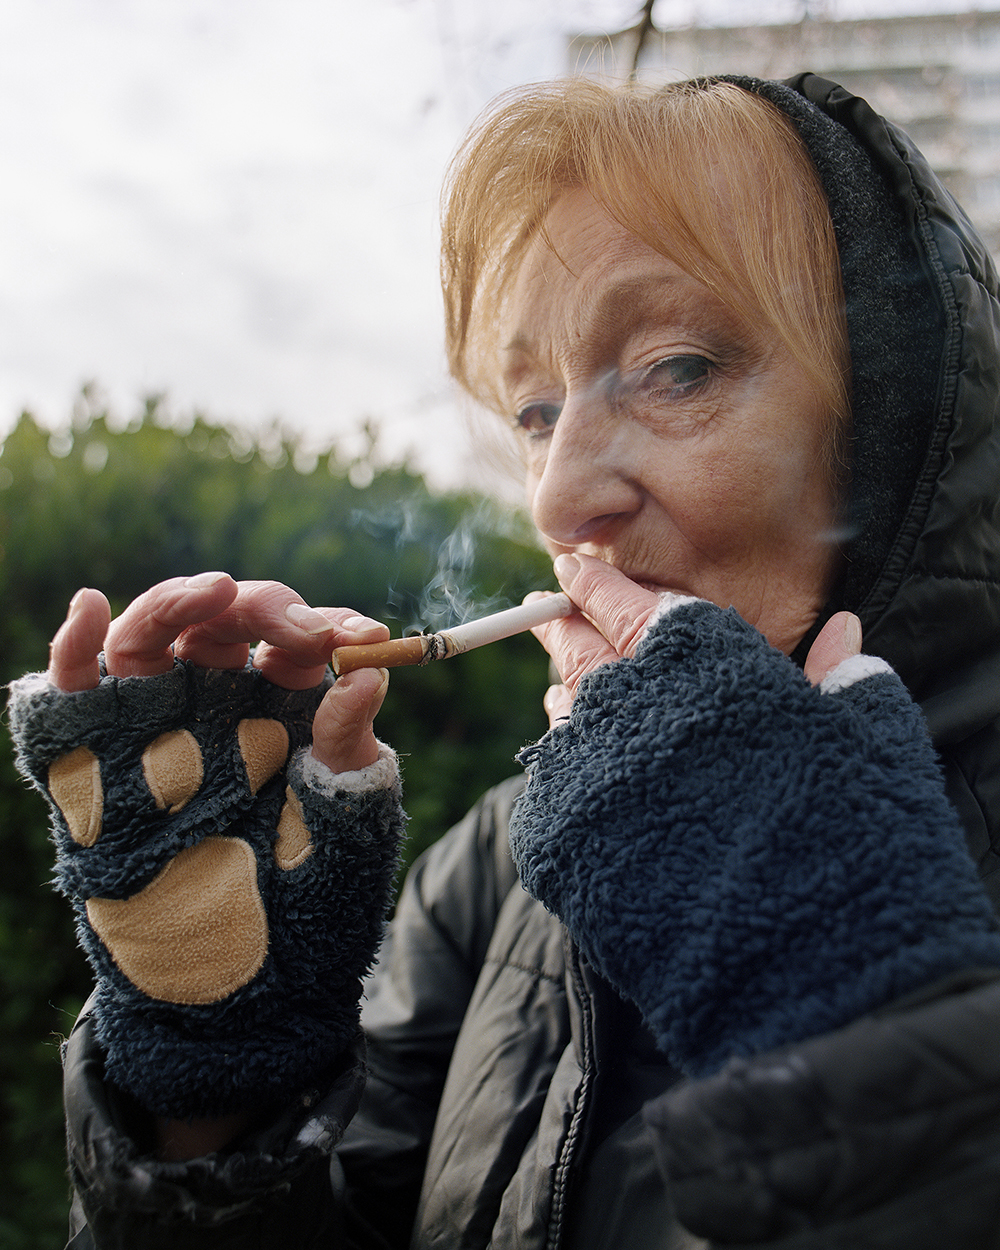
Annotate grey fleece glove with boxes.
[8,659,405,1120]
[510,598,1000,1077]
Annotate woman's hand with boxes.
[535,552,863,725]
[511,590,1000,1078]
[47,573,391,774]
[12,572,407,1124]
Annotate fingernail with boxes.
[843,612,863,655]
[184,571,229,589]
[285,602,335,634]
[553,554,580,586]
[334,666,389,694]
[68,588,90,616]
[343,614,383,632]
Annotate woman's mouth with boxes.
[630,576,683,596]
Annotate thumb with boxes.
[311,668,389,773]
[543,683,573,729]
[803,611,863,687]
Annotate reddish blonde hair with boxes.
[441,77,849,444]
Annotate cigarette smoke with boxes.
[350,496,524,633]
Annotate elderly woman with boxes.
[10,73,1000,1248]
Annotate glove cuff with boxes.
[298,740,399,797]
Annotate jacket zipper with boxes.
[545,942,596,1250]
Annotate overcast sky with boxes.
[0,0,972,491]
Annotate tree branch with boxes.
[630,0,658,80]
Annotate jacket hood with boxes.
[726,74,1000,748]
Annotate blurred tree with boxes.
[0,396,552,1249]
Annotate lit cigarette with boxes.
[331,593,576,676]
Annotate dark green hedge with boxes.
[0,397,552,1248]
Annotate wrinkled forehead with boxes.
[501,188,754,366]
[510,190,659,303]
[510,163,739,288]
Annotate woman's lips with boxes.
[632,577,684,596]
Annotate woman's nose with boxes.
[528,392,644,548]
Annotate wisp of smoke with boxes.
[349,496,519,633]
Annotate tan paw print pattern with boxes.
[7,659,406,1119]
[47,718,316,1005]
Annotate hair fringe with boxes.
[441,77,850,472]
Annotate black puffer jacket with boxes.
[63,74,1000,1249]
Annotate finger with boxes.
[543,683,573,728]
[803,611,863,686]
[533,553,662,690]
[170,583,383,677]
[531,610,619,692]
[311,668,389,773]
[169,580,327,672]
[553,553,661,657]
[47,589,113,692]
[253,611,390,691]
[103,573,239,677]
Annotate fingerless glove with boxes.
[8,660,405,1119]
[510,598,1000,1077]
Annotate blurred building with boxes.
[570,9,1000,251]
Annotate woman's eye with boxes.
[515,402,562,437]
[637,355,712,397]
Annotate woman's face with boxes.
[501,189,842,655]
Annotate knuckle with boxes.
[239,578,294,601]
